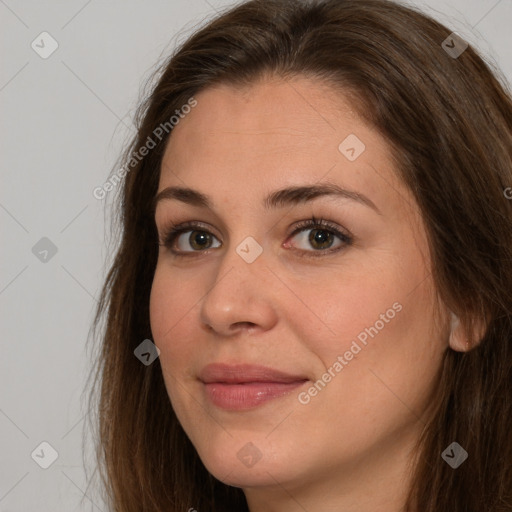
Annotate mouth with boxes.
[199,363,309,410]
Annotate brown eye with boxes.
[187,231,215,250]
[165,229,221,253]
[307,228,336,250]
[287,218,352,256]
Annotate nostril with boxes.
[233,322,256,330]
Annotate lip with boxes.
[199,363,308,410]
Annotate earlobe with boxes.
[448,314,468,351]
[448,312,486,352]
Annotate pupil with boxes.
[191,231,210,249]
[310,229,333,249]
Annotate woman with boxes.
[88,0,512,510]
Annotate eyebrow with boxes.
[152,182,381,215]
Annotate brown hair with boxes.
[87,0,512,510]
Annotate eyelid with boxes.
[158,220,220,250]
[283,217,353,258]
[287,217,351,241]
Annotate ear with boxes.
[449,312,487,352]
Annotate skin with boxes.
[149,75,454,512]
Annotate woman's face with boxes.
[150,76,449,506]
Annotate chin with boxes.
[207,460,295,490]
[194,436,295,488]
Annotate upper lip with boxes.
[199,363,308,384]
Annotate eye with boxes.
[159,221,221,255]
[158,216,353,258]
[285,216,353,257]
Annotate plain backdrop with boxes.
[0,0,510,510]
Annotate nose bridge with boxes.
[215,224,268,284]
[208,232,267,304]
[199,233,277,333]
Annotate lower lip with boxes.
[203,381,307,410]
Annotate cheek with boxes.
[286,262,402,360]
[149,269,171,343]
[316,271,441,415]
[150,264,194,336]
[289,247,438,379]
[149,266,197,368]
[149,267,200,420]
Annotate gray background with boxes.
[1,0,510,510]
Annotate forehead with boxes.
[159,76,413,220]
[165,77,364,157]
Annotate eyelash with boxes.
[158,216,353,259]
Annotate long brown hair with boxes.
[86,0,512,510]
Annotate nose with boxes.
[199,239,279,337]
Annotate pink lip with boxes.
[199,363,308,410]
